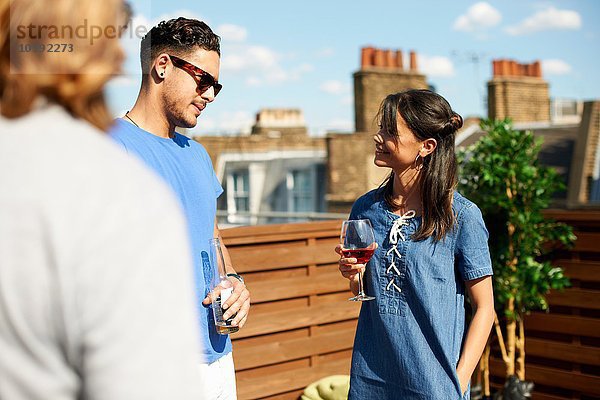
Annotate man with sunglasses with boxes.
[109,17,248,400]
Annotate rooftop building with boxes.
[195,50,599,224]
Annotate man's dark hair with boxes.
[140,17,220,78]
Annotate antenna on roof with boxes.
[451,50,488,113]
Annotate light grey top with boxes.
[0,105,204,400]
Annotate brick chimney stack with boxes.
[251,109,308,137]
[354,46,428,132]
[487,58,550,123]
[360,47,417,71]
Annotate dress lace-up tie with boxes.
[385,210,416,293]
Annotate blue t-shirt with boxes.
[109,119,231,363]
[347,190,493,400]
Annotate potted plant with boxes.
[457,119,576,398]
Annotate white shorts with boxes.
[198,352,237,400]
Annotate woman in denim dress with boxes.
[337,90,494,399]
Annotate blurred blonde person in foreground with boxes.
[0,1,205,399]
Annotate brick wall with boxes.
[326,133,370,212]
[326,132,390,213]
[487,59,550,123]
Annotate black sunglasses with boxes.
[169,54,222,96]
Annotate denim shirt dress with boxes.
[347,190,493,400]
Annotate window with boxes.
[287,169,314,212]
[230,170,249,212]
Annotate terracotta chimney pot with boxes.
[374,48,385,67]
[510,60,519,76]
[396,50,404,69]
[533,61,542,78]
[410,50,418,71]
[501,59,510,76]
[384,49,395,69]
[361,47,375,68]
[492,60,501,77]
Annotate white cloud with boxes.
[246,46,278,68]
[341,95,353,106]
[221,45,277,71]
[294,63,315,74]
[220,53,246,71]
[215,24,247,42]
[221,44,312,85]
[324,118,354,134]
[320,80,350,95]
[505,7,582,35]
[312,118,354,136]
[194,111,254,135]
[288,63,315,80]
[246,77,262,87]
[418,55,455,78]
[266,68,289,84]
[453,2,502,32]
[218,111,254,134]
[316,47,335,58]
[542,59,572,75]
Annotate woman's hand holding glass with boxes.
[337,219,377,302]
[336,245,365,281]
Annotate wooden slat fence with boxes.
[221,211,600,400]
[221,221,357,400]
[489,210,600,400]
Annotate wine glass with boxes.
[341,219,376,301]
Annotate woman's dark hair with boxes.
[140,17,221,79]
[378,89,463,241]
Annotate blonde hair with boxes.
[0,0,127,130]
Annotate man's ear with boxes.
[154,54,170,78]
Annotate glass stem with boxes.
[357,271,365,296]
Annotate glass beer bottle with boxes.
[208,238,239,335]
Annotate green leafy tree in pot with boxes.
[457,119,576,397]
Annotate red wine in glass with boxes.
[341,248,375,264]
[341,219,376,301]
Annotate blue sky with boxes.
[106,0,599,136]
